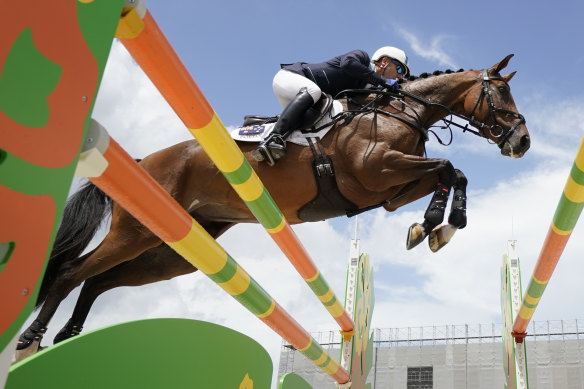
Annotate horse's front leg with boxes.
[427,169,467,252]
[406,181,451,250]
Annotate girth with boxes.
[298,137,400,221]
[297,137,358,222]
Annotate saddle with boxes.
[236,90,394,222]
[242,93,334,132]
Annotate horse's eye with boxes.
[498,86,508,94]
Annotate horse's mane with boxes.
[398,69,467,85]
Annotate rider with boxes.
[252,46,411,166]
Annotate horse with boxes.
[15,54,530,360]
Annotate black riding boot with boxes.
[252,88,314,166]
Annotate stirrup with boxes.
[252,144,277,166]
[252,136,286,166]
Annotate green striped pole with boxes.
[512,136,584,342]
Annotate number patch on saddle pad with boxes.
[238,125,265,136]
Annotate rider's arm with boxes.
[339,50,387,87]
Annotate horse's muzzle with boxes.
[501,132,530,158]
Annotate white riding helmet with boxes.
[371,46,411,77]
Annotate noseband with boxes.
[466,69,526,149]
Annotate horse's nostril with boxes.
[521,135,530,149]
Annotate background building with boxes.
[278,319,584,388]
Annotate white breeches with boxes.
[272,69,321,108]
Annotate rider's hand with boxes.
[383,79,401,92]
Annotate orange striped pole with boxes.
[512,136,584,342]
[77,120,350,384]
[115,4,354,335]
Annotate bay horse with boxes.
[15,54,530,359]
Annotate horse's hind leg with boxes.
[14,249,95,359]
[54,244,197,344]
[428,169,468,252]
[53,220,233,344]
[16,224,161,356]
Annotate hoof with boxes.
[406,223,427,250]
[12,340,42,364]
[428,224,458,252]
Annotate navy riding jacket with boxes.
[281,50,387,96]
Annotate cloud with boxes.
[523,98,584,163]
[396,27,458,69]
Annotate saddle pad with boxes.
[230,100,344,146]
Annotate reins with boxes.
[333,68,526,150]
[333,89,429,141]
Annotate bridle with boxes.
[464,69,526,149]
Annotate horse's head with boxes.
[462,54,530,157]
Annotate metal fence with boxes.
[279,319,584,388]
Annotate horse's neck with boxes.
[402,71,478,126]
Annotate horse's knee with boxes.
[453,169,468,188]
[437,160,457,186]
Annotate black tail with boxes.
[36,180,112,308]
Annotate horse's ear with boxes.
[489,54,514,74]
[503,71,517,83]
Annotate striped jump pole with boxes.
[115,1,355,336]
[512,136,584,342]
[76,119,350,384]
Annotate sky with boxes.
[21,0,584,386]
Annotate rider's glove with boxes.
[383,79,401,92]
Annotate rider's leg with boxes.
[252,88,314,164]
[252,70,319,165]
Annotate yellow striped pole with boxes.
[116,4,355,334]
[78,120,350,384]
[512,136,584,342]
